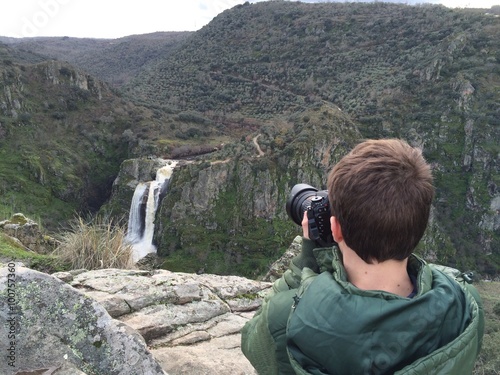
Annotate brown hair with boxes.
[327,139,434,263]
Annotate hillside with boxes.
[475,280,500,374]
[0,51,123,226]
[0,41,47,65]
[1,42,174,228]
[124,3,498,117]
[121,2,500,276]
[0,40,239,230]
[1,2,499,277]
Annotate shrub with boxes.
[176,111,210,124]
[53,215,133,270]
[494,302,500,317]
[19,113,32,124]
[59,66,72,77]
[52,112,66,120]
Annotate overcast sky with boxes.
[1,0,498,39]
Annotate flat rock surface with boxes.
[64,267,272,374]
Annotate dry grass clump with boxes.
[53,215,134,270]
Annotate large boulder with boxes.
[0,264,166,375]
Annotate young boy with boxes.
[241,139,484,374]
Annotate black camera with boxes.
[286,183,336,247]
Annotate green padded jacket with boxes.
[241,237,484,375]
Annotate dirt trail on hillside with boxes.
[253,134,265,157]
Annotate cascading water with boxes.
[126,160,178,262]
[126,182,147,244]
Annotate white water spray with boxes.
[126,160,178,262]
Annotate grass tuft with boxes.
[52,215,134,270]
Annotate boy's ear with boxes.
[331,216,343,243]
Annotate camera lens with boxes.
[286,184,328,225]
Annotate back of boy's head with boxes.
[327,139,434,263]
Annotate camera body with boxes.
[286,183,336,247]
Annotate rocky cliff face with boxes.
[105,103,464,277]
[103,104,362,277]
[1,59,108,119]
[101,158,183,220]
[0,55,133,227]
[414,59,500,272]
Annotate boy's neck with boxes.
[339,242,413,297]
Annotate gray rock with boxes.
[0,265,166,375]
[153,334,257,375]
[0,213,59,254]
[1,256,276,374]
[69,267,272,374]
[52,271,74,282]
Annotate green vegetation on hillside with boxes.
[1,2,499,277]
[0,59,131,228]
[474,281,500,374]
[0,232,62,273]
[123,2,499,276]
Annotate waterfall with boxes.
[126,160,178,262]
[126,182,147,244]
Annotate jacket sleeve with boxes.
[431,264,485,354]
[241,237,318,375]
[241,288,297,375]
[273,238,317,293]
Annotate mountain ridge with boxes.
[1,32,193,86]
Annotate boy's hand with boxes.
[302,211,309,239]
